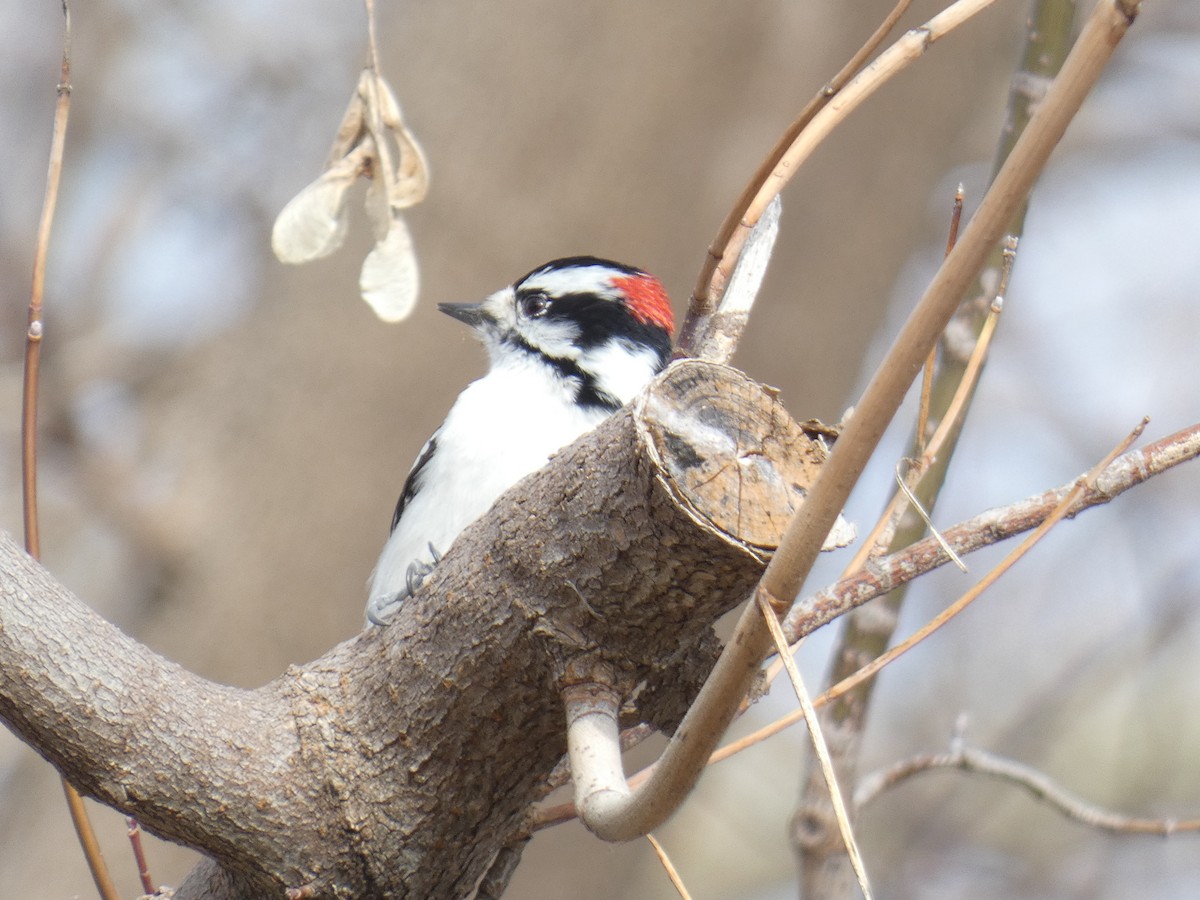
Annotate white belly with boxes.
[368,357,608,609]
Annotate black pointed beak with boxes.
[437,301,493,328]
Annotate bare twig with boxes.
[23,6,121,899]
[22,6,73,561]
[128,816,155,895]
[678,0,916,351]
[856,742,1200,835]
[59,788,119,900]
[916,184,965,453]
[679,0,1003,352]
[363,0,381,73]
[758,591,873,899]
[646,834,693,900]
[944,184,966,256]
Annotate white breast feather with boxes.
[368,353,607,605]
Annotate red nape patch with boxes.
[612,273,675,333]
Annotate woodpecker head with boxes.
[439,256,675,411]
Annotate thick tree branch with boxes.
[0,540,309,892]
[0,360,820,898]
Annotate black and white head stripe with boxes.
[515,256,645,298]
[512,257,674,365]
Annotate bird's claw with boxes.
[404,556,435,597]
[366,545,443,626]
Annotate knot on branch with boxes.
[791,804,851,857]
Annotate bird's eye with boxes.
[520,291,551,318]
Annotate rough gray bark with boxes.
[0,360,827,899]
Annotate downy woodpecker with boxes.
[367,256,675,624]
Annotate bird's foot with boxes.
[366,544,442,626]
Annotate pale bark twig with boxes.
[127,816,155,895]
[758,591,874,899]
[646,834,694,900]
[856,741,1200,835]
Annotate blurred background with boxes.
[2,1,1198,897]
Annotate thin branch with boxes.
[757,592,873,899]
[23,2,73,562]
[679,0,1001,352]
[23,5,121,899]
[681,0,914,342]
[363,0,381,73]
[646,834,693,900]
[59,787,119,900]
[128,816,155,896]
[786,416,1191,646]
[916,183,965,454]
[856,741,1200,835]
